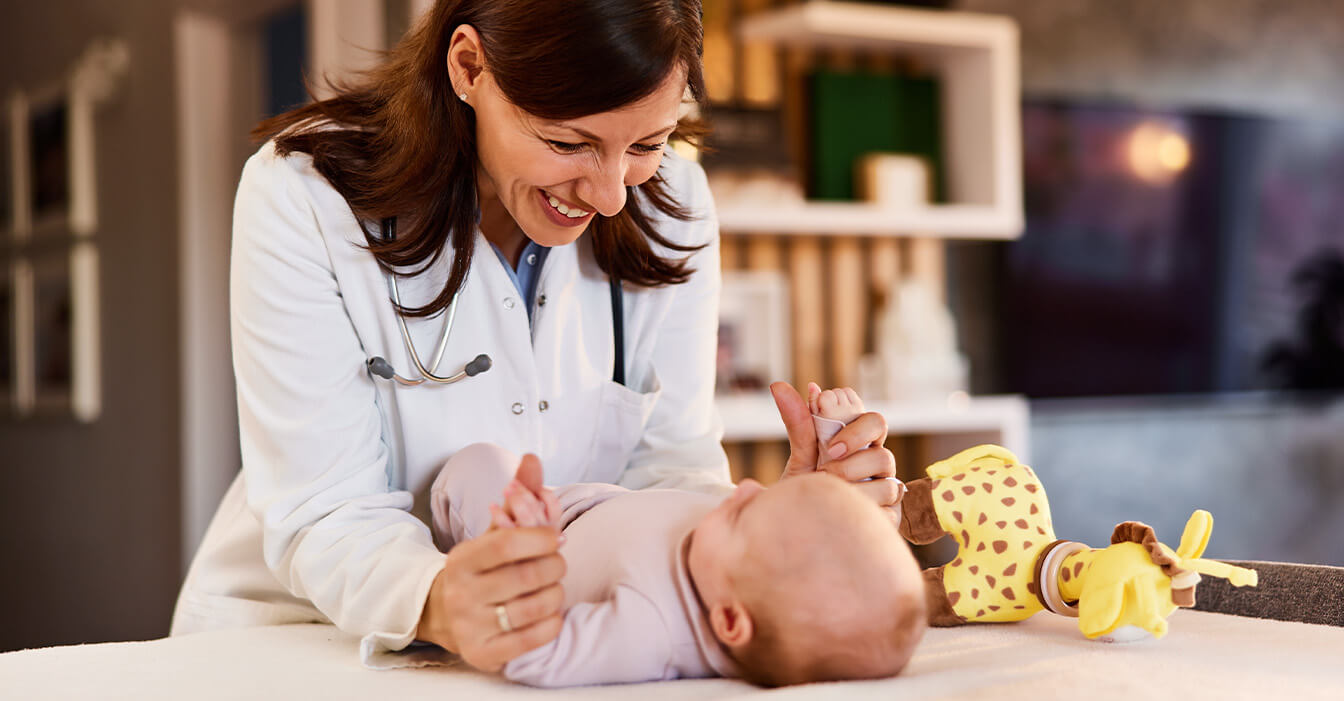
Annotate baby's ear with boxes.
[709,601,755,649]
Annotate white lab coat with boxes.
[170,140,733,663]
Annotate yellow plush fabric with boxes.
[924,446,1054,622]
[915,445,1259,640]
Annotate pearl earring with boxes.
[459,92,467,102]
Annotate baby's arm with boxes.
[503,586,674,687]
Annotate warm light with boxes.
[1126,122,1191,184]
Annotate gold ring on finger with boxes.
[495,604,513,633]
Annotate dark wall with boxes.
[0,1,182,650]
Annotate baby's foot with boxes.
[807,382,865,424]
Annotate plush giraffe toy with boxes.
[897,444,1259,641]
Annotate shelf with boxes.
[715,201,1022,238]
[716,392,1030,457]
[732,1,1023,240]
[738,0,1017,53]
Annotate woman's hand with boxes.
[769,381,902,510]
[417,455,567,672]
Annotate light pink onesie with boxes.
[429,443,741,687]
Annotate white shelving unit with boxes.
[722,0,1023,240]
[716,393,1031,464]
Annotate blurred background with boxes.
[1,0,1340,653]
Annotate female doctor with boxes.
[171,0,901,672]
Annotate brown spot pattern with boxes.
[977,543,986,552]
[977,609,985,617]
[948,591,960,605]
[1027,582,1038,595]
[952,510,963,523]
[989,605,1000,611]
[986,575,997,588]
[1004,477,1018,487]
[1003,563,1017,576]
[982,483,994,493]
[1002,588,1016,600]
[992,541,1007,554]
[1037,527,1047,536]
[962,486,976,495]
[1002,497,1016,507]
[969,565,979,575]
[1014,605,1025,610]
[1024,541,1034,550]
[961,530,970,544]
[953,473,965,481]
[1062,567,1071,582]
[942,490,955,502]
[996,521,1007,529]
[1025,484,1038,493]
[951,557,963,567]
[971,588,980,599]
[1011,519,1026,529]
[978,514,988,525]
[1030,504,1039,515]
[1074,562,1084,578]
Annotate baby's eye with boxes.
[547,140,586,153]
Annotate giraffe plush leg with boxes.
[898,478,946,545]
[923,566,968,627]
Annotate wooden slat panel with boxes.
[702,0,736,104]
[725,443,750,483]
[906,237,946,304]
[828,236,865,388]
[738,0,781,107]
[788,235,826,388]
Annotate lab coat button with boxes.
[537,294,547,307]
[526,253,538,266]
[503,297,516,310]
[538,400,549,412]
[511,402,524,415]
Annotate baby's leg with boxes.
[428,442,521,551]
[808,383,865,466]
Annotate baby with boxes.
[429,385,925,687]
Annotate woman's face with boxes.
[466,61,686,248]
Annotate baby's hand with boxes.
[807,382,865,424]
[488,456,563,532]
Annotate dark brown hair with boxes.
[253,0,709,317]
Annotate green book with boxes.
[809,70,944,202]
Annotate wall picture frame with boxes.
[717,270,792,394]
[2,39,122,421]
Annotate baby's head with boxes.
[687,472,927,687]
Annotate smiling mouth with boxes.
[541,189,592,219]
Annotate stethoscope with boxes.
[365,217,626,387]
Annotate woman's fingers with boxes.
[821,444,896,482]
[492,582,565,634]
[470,613,566,672]
[455,526,562,572]
[475,551,567,604]
[488,503,516,530]
[822,411,889,462]
[852,476,905,508]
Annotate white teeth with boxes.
[544,191,588,218]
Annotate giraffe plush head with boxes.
[1076,511,1259,640]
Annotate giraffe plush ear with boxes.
[1077,579,1125,639]
[1176,510,1213,560]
